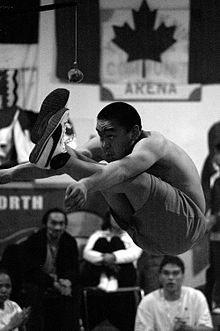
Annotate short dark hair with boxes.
[0,266,11,279]
[159,255,185,274]
[97,102,142,131]
[41,208,68,225]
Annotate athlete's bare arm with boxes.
[65,132,167,208]
[74,132,166,189]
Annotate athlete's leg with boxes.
[64,154,206,256]
[98,174,151,233]
[0,150,104,184]
[105,173,151,211]
[0,144,127,184]
[0,161,67,184]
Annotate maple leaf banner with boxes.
[100,0,201,101]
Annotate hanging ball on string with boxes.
[68,63,84,83]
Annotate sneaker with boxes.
[107,277,118,292]
[31,88,70,144]
[29,108,69,169]
[97,274,109,291]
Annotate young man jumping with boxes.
[0,88,206,255]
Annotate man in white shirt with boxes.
[135,255,213,331]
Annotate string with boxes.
[74,0,78,65]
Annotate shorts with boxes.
[114,175,206,255]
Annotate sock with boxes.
[50,153,71,169]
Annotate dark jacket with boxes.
[22,228,79,290]
[201,121,220,212]
[210,178,220,232]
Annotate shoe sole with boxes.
[31,88,70,144]
[29,108,68,167]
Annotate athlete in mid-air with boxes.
[0,89,206,255]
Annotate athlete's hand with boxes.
[65,181,88,211]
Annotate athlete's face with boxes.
[96,119,134,162]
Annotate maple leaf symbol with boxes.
[112,0,176,77]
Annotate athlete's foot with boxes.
[31,88,70,144]
[29,109,70,169]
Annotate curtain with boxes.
[189,0,220,84]
[55,0,100,84]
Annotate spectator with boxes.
[80,212,142,291]
[21,208,80,331]
[0,267,31,331]
[135,255,213,331]
[201,121,220,312]
[1,244,26,306]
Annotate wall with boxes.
[35,1,220,287]
[37,2,220,171]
